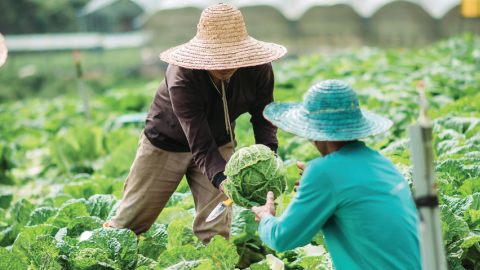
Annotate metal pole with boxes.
[409,81,447,270]
[73,50,91,121]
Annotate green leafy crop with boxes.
[224,145,287,209]
[138,223,168,261]
[76,228,138,269]
[1,34,479,270]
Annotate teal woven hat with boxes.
[263,80,393,141]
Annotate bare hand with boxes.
[251,191,275,224]
[294,161,306,192]
[220,182,229,197]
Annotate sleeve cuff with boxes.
[265,143,278,153]
[212,171,227,189]
[259,214,275,230]
[258,214,276,249]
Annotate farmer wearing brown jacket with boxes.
[105,3,286,244]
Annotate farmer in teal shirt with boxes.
[252,80,421,270]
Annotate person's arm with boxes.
[257,160,336,252]
[169,69,227,189]
[249,64,278,152]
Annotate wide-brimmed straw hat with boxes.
[159,3,287,70]
[263,80,393,141]
[0,33,7,68]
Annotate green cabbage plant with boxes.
[223,145,287,209]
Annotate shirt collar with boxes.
[339,141,366,151]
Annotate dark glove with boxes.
[265,143,278,153]
[213,171,227,189]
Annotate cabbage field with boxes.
[0,33,479,270]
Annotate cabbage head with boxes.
[223,145,287,209]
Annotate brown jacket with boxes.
[145,63,278,187]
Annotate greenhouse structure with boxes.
[78,0,479,51]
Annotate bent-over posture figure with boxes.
[253,80,421,270]
[106,3,286,244]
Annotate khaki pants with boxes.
[108,130,234,244]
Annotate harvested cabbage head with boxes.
[223,145,287,209]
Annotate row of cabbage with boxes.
[0,33,479,269]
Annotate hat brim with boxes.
[160,36,287,70]
[263,102,393,141]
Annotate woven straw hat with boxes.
[160,3,287,70]
[0,33,7,68]
[263,80,393,141]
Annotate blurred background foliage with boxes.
[0,48,148,101]
[1,0,479,103]
[0,0,90,34]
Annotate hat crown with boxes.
[196,3,249,43]
[301,80,361,120]
[159,3,287,70]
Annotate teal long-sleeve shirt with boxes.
[259,142,421,270]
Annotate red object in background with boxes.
[0,33,8,68]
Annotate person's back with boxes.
[255,79,421,270]
[316,141,420,270]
